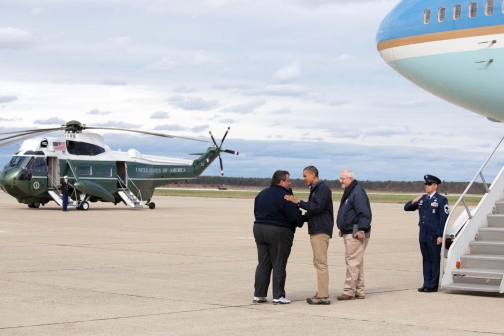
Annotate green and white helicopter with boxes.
[0,120,238,210]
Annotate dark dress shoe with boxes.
[418,287,425,292]
[423,288,438,292]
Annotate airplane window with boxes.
[469,2,478,17]
[453,4,462,19]
[423,9,431,24]
[485,0,494,15]
[438,7,446,21]
[78,166,92,176]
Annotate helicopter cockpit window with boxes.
[5,156,31,169]
[66,141,105,156]
[26,158,34,171]
[33,157,47,173]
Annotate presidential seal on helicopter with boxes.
[0,120,238,210]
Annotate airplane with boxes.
[376,1,504,293]
[376,0,504,121]
[0,120,238,210]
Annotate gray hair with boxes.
[342,169,355,180]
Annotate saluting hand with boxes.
[412,194,424,204]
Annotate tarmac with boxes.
[0,191,503,335]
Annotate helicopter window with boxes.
[469,2,478,17]
[453,4,462,19]
[5,156,31,169]
[438,7,446,21]
[66,141,105,156]
[423,9,431,24]
[33,157,47,173]
[485,0,494,15]
[26,158,34,171]
[78,165,92,176]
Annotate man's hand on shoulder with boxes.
[284,195,298,204]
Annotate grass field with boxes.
[154,188,482,205]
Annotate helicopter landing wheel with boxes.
[79,201,89,211]
[28,203,40,208]
[148,202,156,209]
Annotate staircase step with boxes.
[452,267,504,279]
[487,214,504,227]
[478,227,504,241]
[461,254,504,269]
[470,241,504,255]
[443,282,501,293]
[494,201,504,214]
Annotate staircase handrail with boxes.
[440,135,504,284]
[116,175,142,203]
[47,174,77,203]
[127,177,142,202]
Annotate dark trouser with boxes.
[62,194,68,211]
[253,224,294,299]
[419,239,441,289]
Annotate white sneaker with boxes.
[273,297,291,304]
[253,296,267,303]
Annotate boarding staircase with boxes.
[442,136,504,293]
[117,175,143,209]
[47,175,77,209]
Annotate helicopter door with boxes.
[47,157,60,189]
[116,162,127,188]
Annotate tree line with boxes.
[175,176,488,194]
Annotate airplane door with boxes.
[116,162,127,188]
[47,157,60,189]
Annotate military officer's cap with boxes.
[424,174,441,185]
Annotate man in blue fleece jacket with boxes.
[253,170,304,305]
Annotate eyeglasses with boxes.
[424,182,434,186]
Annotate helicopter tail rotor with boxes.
[208,128,238,176]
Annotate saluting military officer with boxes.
[404,175,449,293]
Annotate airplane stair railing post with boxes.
[441,135,504,293]
[116,175,143,208]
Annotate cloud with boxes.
[221,99,266,114]
[377,99,428,108]
[34,117,66,125]
[0,27,34,49]
[0,95,17,104]
[333,54,352,63]
[269,106,292,115]
[100,79,127,86]
[93,121,142,128]
[150,111,169,119]
[30,8,43,15]
[191,124,208,132]
[251,84,311,97]
[109,36,131,46]
[153,124,187,131]
[87,109,111,115]
[144,57,175,71]
[271,64,301,84]
[166,95,219,111]
[192,50,216,66]
[218,118,236,123]
[0,117,21,121]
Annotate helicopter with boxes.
[0,120,238,210]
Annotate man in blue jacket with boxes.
[336,169,371,300]
[284,166,334,305]
[253,170,304,305]
[404,174,448,293]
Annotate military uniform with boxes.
[59,179,70,211]
[404,175,449,291]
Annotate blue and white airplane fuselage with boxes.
[377,0,504,121]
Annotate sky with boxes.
[1,0,504,182]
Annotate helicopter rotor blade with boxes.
[219,155,224,176]
[0,127,63,136]
[208,131,219,147]
[219,127,230,148]
[85,127,211,143]
[188,153,205,156]
[0,131,54,149]
[222,149,239,155]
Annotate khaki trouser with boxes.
[310,233,330,299]
[343,234,369,296]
